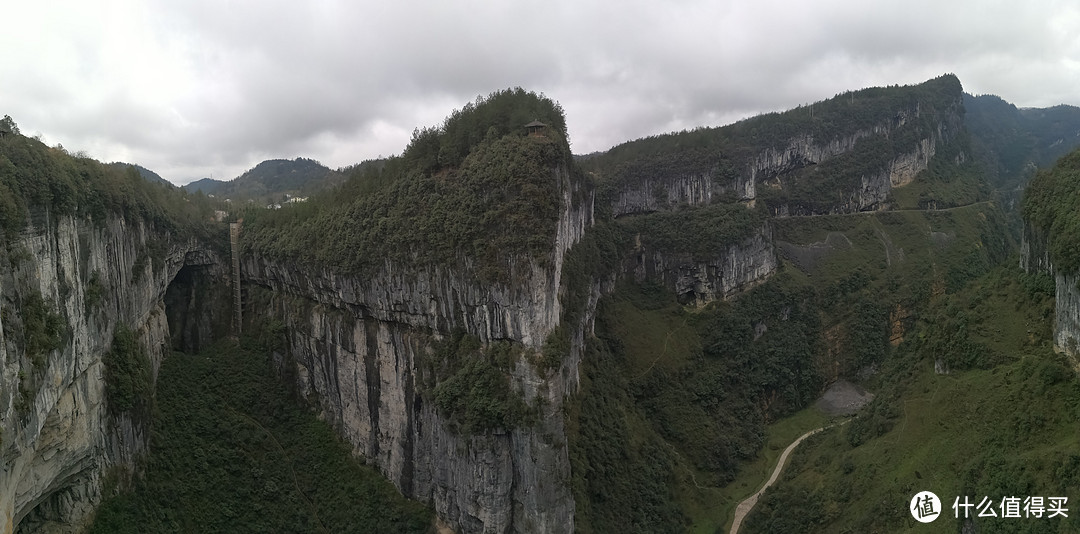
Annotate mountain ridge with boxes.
[181,157,345,203]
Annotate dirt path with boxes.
[728,424,837,534]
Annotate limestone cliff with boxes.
[632,224,777,306]
[612,172,740,218]
[757,126,946,215]
[241,165,593,533]
[1020,224,1080,356]
[0,210,222,533]
[607,82,963,217]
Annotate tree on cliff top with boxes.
[0,115,19,137]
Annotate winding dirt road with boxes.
[728,426,828,534]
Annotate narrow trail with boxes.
[728,421,846,534]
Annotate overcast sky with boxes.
[3,0,1078,185]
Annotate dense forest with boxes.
[88,334,432,533]
[0,117,219,245]
[182,157,346,204]
[965,93,1080,192]
[564,196,1012,532]
[240,88,576,283]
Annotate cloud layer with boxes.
[3,0,1078,184]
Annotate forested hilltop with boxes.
[0,116,218,244]
[183,157,346,204]
[240,88,577,283]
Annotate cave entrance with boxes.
[164,264,228,353]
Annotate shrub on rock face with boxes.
[104,325,150,417]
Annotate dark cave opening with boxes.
[164,264,228,354]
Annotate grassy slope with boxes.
[566,198,1020,534]
[694,407,831,534]
[743,264,1080,533]
[87,338,431,533]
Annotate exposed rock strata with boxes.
[242,167,594,533]
[632,224,778,306]
[1020,224,1080,357]
[0,210,221,533]
[613,99,961,217]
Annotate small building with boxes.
[524,120,548,136]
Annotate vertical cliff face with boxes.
[1020,224,1080,356]
[1053,273,1080,355]
[0,210,222,533]
[611,173,735,217]
[608,85,964,217]
[242,164,593,533]
[1019,225,1053,275]
[632,224,777,306]
[756,111,958,215]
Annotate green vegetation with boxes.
[182,158,345,204]
[87,338,431,533]
[103,325,151,418]
[1023,148,1080,272]
[424,331,534,434]
[568,275,826,533]
[568,335,687,534]
[706,407,830,533]
[20,290,65,367]
[107,162,172,186]
[84,270,105,316]
[561,193,1015,533]
[8,289,63,416]
[242,88,575,283]
[583,75,971,213]
[0,117,222,246]
[886,131,991,210]
[621,203,767,259]
[743,265,1080,533]
[965,93,1080,192]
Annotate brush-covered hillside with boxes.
[183,157,345,204]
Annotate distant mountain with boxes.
[182,158,344,202]
[183,177,228,195]
[108,162,173,186]
[964,93,1080,191]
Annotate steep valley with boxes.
[3,76,1080,534]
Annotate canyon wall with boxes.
[632,224,777,306]
[611,98,962,217]
[241,166,594,533]
[1020,225,1080,357]
[0,210,222,533]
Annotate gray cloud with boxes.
[2,0,1078,184]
